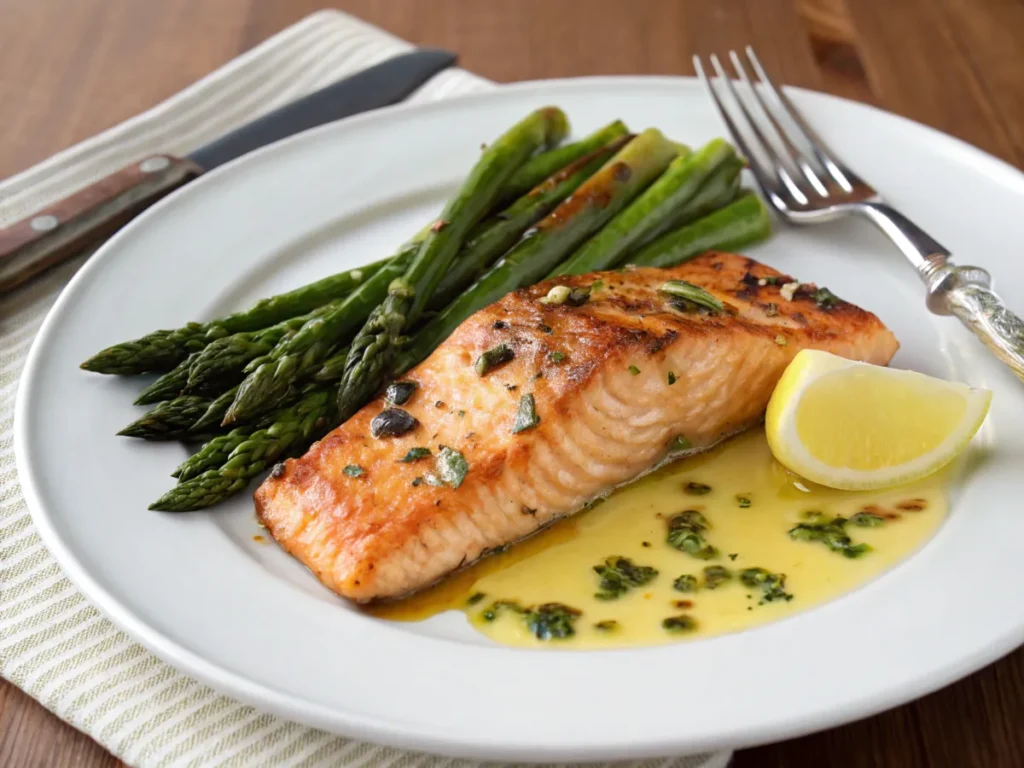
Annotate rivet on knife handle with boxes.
[0,155,202,293]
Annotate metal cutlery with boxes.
[695,46,1024,382]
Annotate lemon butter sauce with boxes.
[368,429,946,648]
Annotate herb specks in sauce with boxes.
[593,556,659,600]
[662,614,698,633]
[666,510,717,560]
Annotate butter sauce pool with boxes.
[367,428,945,648]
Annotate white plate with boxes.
[16,77,1024,761]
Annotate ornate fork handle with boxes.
[940,273,1024,381]
[856,202,1024,383]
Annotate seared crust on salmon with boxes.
[255,252,898,602]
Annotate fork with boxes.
[695,47,1024,382]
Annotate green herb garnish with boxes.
[851,511,885,527]
[666,510,718,560]
[789,513,871,558]
[512,393,540,433]
[436,446,469,489]
[400,447,432,463]
[763,302,780,317]
[667,371,677,385]
[475,343,514,376]
[525,603,581,640]
[662,614,698,633]
[593,556,659,600]
[591,279,605,291]
[739,567,793,604]
[480,599,526,622]
[343,465,364,478]
[673,574,699,593]
[660,280,725,314]
[736,494,752,508]
[549,351,566,364]
[411,476,424,486]
[539,323,553,334]
[628,365,641,375]
[467,592,487,606]
[594,619,619,632]
[684,481,712,495]
[703,565,732,590]
[813,287,840,309]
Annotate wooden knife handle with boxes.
[0,154,202,293]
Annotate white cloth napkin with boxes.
[0,10,732,768]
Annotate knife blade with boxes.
[0,48,457,294]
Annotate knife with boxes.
[0,48,457,294]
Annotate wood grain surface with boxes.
[1,0,1022,766]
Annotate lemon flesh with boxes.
[766,350,991,490]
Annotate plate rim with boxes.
[15,74,1024,761]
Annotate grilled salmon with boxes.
[255,252,898,602]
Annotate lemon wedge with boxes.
[765,350,991,490]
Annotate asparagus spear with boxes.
[190,386,239,434]
[118,396,213,440]
[497,120,629,205]
[222,250,414,425]
[630,192,772,268]
[150,390,335,511]
[80,257,392,375]
[335,107,570,421]
[174,427,254,481]
[183,307,332,396]
[430,134,632,311]
[312,349,349,383]
[557,155,746,275]
[550,138,737,276]
[650,155,744,241]
[395,128,680,373]
[134,353,196,405]
[177,347,350,479]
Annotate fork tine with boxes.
[693,55,786,211]
[744,46,855,192]
[728,50,829,198]
[706,53,808,206]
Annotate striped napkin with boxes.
[0,10,732,768]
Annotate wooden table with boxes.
[2,0,1022,765]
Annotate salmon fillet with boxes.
[255,252,898,602]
